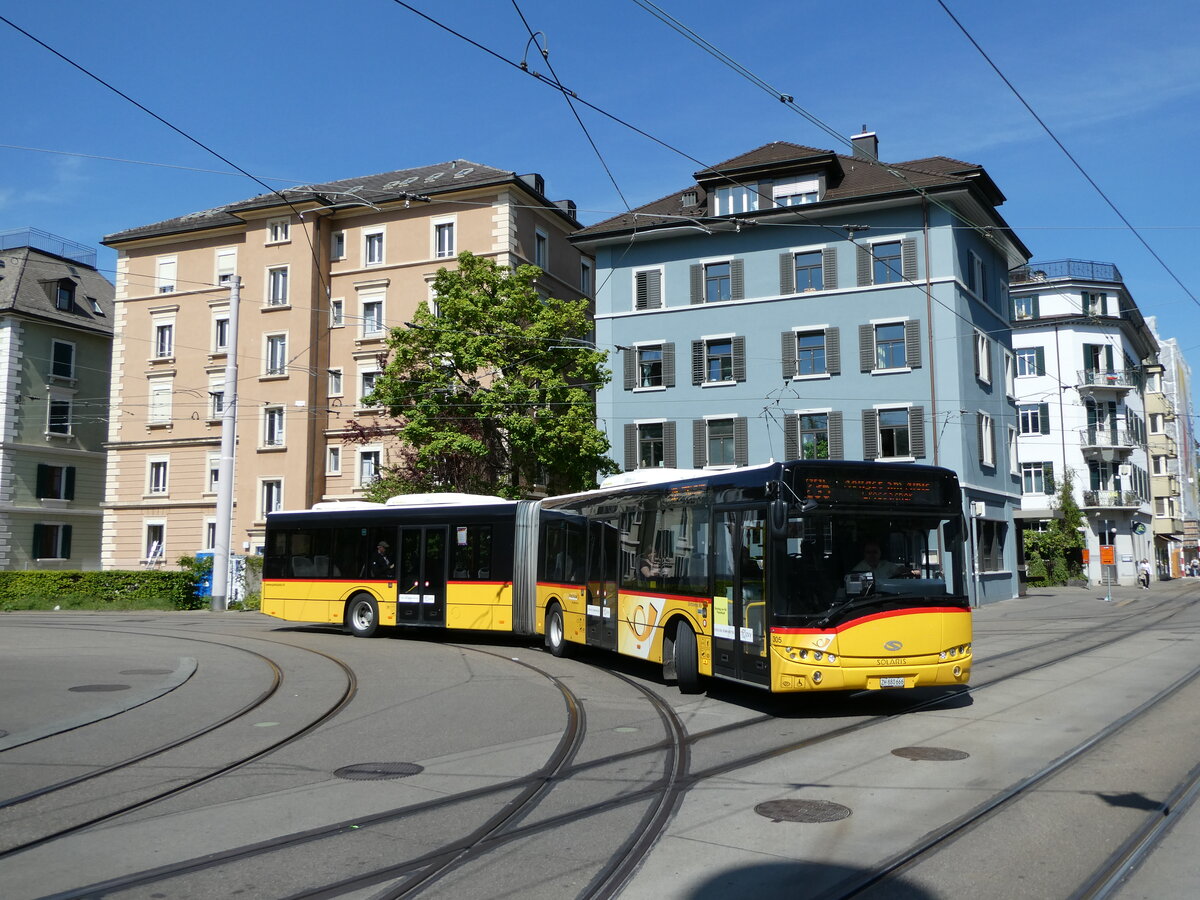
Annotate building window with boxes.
[362,297,384,337]
[261,480,283,517]
[773,177,820,206]
[877,408,911,458]
[1013,294,1038,320]
[794,251,824,292]
[328,368,343,397]
[359,451,381,486]
[705,339,733,382]
[329,297,344,327]
[360,369,380,406]
[706,418,736,467]
[974,330,992,384]
[207,455,220,493]
[267,266,289,306]
[265,334,287,376]
[1153,455,1169,476]
[148,459,169,495]
[1083,291,1107,316]
[149,381,172,424]
[145,523,166,562]
[705,261,732,303]
[156,257,177,294]
[638,345,664,388]
[364,229,385,266]
[1004,350,1016,398]
[47,397,72,435]
[712,184,758,215]
[797,413,830,459]
[155,323,174,358]
[435,221,455,258]
[638,423,665,468]
[978,413,995,467]
[204,520,217,551]
[872,242,904,284]
[56,280,76,310]
[1019,403,1050,435]
[213,315,229,352]
[694,417,747,468]
[209,383,224,419]
[51,340,75,379]
[216,248,236,286]
[794,331,827,377]
[534,229,548,269]
[36,464,75,499]
[581,259,593,294]
[327,446,341,475]
[263,407,285,447]
[978,520,1006,572]
[1022,462,1054,495]
[692,336,745,385]
[1016,347,1044,377]
[33,523,72,560]
[874,322,907,370]
[266,217,290,243]
[1150,413,1165,434]
[634,269,662,310]
[331,231,345,260]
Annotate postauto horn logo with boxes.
[883,640,903,652]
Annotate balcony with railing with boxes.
[1082,490,1142,510]
[1078,428,1135,456]
[0,227,97,267]
[1011,259,1123,285]
[1077,369,1139,393]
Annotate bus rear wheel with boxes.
[545,604,568,657]
[674,622,701,694]
[346,595,380,638]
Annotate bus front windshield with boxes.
[777,512,965,623]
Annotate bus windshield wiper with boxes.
[815,594,887,628]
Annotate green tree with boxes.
[1023,467,1086,585]
[358,252,618,499]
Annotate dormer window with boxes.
[711,185,758,216]
[55,279,76,310]
[772,176,822,207]
[681,190,698,207]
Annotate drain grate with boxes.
[335,762,424,781]
[120,668,173,675]
[68,684,131,693]
[755,799,851,823]
[892,746,969,761]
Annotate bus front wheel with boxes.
[674,622,701,694]
[546,604,568,657]
[346,595,380,638]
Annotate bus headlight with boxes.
[826,654,836,664]
[939,651,948,660]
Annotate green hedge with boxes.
[0,570,203,611]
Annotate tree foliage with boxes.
[1024,468,1086,586]
[360,252,617,499]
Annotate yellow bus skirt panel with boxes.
[770,608,972,692]
[538,582,587,644]
[444,581,511,631]
[263,580,397,627]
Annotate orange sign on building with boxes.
[1100,546,1116,566]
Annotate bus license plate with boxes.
[879,677,906,688]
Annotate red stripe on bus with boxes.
[771,607,969,635]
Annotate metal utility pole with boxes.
[211,276,241,611]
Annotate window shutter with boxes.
[859,324,875,372]
[663,343,676,388]
[826,327,841,375]
[901,238,918,281]
[784,414,799,460]
[690,264,703,304]
[65,466,76,501]
[734,417,748,466]
[635,270,662,310]
[910,406,926,458]
[1034,347,1046,375]
[1032,295,1041,318]
[624,424,637,471]
[664,421,677,467]
[36,464,49,499]
[730,259,744,301]
[1108,401,1118,440]
[1039,403,1050,435]
[862,410,879,460]
[691,341,704,385]
[989,419,996,467]
[828,411,844,459]
[977,416,985,463]
[732,336,746,381]
[822,247,838,290]
[905,320,921,368]
[623,350,636,391]
[856,244,871,286]
[61,525,72,560]
[1044,462,1056,493]
[693,419,707,467]
[779,253,795,294]
[781,331,796,379]
[32,524,43,557]
[1104,345,1114,372]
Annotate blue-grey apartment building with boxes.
[570,135,1031,604]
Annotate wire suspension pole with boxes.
[211,276,241,611]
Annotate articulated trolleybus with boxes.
[263,460,971,694]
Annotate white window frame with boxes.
[1008,426,1019,475]
[1016,347,1040,377]
[974,330,992,384]
[147,457,169,496]
[1021,462,1047,495]
[979,412,995,468]
[206,453,220,494]
[433,216,456,259]
[263,406,285,448]
[534,228,548,270]
[701,332,737,386]
[331,230,346,260]
[364,227,385,267]
[358,366,381,407]
[581,259,593,294]
[326,445,342,475]
[1004,349,1016,398]
[632,266,664,311]
[358,448,382,487]
[635,419,669,469]
[148,379,173,425]
[633,341,667,392]
[50,339,76,380]
[155,256,177,294]
[266,217,290,244]
[264,332,288,377]
[703,415,738,470]
[215,248,237,286]
[871,318,910,373]
[329,297,344,328]
[328,367,343,397]
[874,403,915,462]
[259,479,283,520]
[1150,413,1166,434]
[212,313,230,353]
[1153,455,1169,476]
[144,520,167,563]
[267,266,289,306]
[47,391,73,437]
[203,519,217,551]
[208,378,225,420]
[154,321,175,359]
[792,326,830,380]
[360,291,385,338]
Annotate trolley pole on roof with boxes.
[211,275,241,612]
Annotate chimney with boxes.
[851,128,878,161]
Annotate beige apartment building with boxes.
[101,161,592,568]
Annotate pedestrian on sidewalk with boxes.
[1138,558,1152,589]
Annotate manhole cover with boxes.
[892,746,969,761]
[754,799,851,823]
[69,684,131,693]
[120,669,173,675]
[334,762,424,781]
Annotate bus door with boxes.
[712,508,770,685]
[586,519,619,650]
[396,526,447,625]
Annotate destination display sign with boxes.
[800,473,949,507]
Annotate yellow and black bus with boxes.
[263,460,971,694]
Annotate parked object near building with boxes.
[101,162,591,569]
[570,135,1030,604]
[0,229,114,570]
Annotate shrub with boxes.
[0,570,202,611]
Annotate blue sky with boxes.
[3,0,1198,382]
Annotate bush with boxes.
[0,570,202,611]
